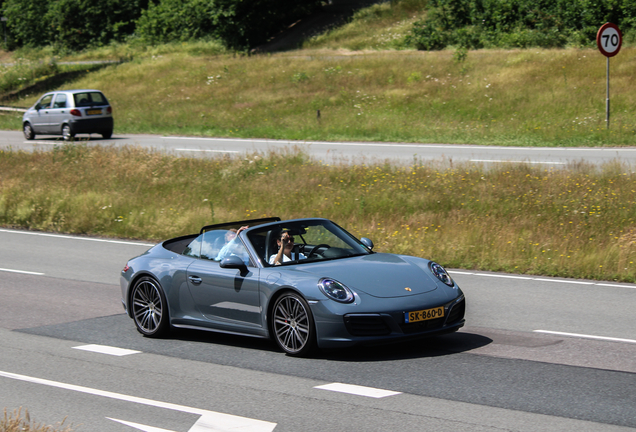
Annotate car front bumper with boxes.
[312,292,466,349]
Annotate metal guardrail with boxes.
[0,106,27,112]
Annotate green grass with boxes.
[303,0,428,51]
[1,144,635,282]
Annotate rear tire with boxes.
[62,124,74,141]
[271,291,316,357]
[23,122,35,140]
[101,129,112,139]
[131,276,170,337]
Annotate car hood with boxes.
[292,253,439,298]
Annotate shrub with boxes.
[407,0,636,50]
[211,0,323,50]
[135,0,216,44]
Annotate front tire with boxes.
[131,276,169,337]
[23,122,35,140]
[271,291,316,356]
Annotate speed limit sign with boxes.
[597,23,622,57]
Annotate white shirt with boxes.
[269,252,306,265]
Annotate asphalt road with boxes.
[1,130,636,166]
[1,228,635,431]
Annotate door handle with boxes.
[188,276,202,285]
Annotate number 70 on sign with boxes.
[597,23,622,57]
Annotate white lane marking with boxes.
[160,136,636,152]
[0,370,277,432]
[22,140,95,145]
[0,267,45,275]
[73,344,141,356]
[533,278,595,285]
[534,330,636,344]
[597,283,635,288]
[448,270,636,290]
[175,148,240,154]
[315,383,401,398]
[0,228,155,247]
[108,418,175,432]
[470,159,567,165]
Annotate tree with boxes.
[3,0,51,48]
[46,0,149,50]
[211,0,323,50]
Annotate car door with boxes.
[185,240,262,327]
[30,93,54,133]
[48,93,69,133]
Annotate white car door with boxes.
[30,93,54,133]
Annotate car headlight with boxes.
[429,262,454,287]
[318,278,354,303]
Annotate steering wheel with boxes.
[307,244,330,259]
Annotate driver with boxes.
[270,230,306,265]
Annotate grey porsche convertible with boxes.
[120,217,466,356]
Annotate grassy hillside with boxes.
[0,0,634,146]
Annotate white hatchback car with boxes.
[23,89,113,140]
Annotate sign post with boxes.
[597,23,622,129]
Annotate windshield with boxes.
[246,219,371,266]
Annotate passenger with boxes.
[270,230,306,265]
[216,226,250,265]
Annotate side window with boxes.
[183,235,203,259]
[53,94,67,109]
[217,241,251,266]
[200,230,226,261]
[37,94,53,109]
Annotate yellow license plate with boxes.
[405,306,444,323]
[86,109,101,115]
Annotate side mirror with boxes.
[220,255,247,270]
[34,103,41,111]
[361,237,374,251]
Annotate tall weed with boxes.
[1,408,72,432]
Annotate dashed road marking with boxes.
[314,383,401,398]
[73,344,141,356]
[470,159,567,165]
[175,148,240,154]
